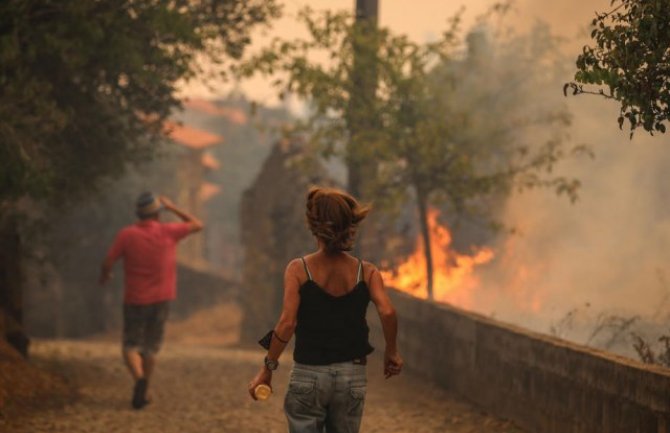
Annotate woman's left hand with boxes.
[248,366,273,400]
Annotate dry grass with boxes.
[0,338,72,423]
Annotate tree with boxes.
[238,7,583,298]
[370,22,582,297]
[567,0,670,135]
[0,0,279,206]
[0,0,279,353]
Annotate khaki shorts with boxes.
[122,301,170,356]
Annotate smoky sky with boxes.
[183,0,611,100]
[182,0,670,343]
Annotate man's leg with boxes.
[123,304,150,409]
[123,304,145,380]
[141,353,156,401]
[139,301,169,404]
[123,349,145,381]
[141,353,156,381]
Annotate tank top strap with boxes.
[300,257,313,281]
[356,258,363,283]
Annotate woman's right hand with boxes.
[248,366,272,400]
[384,350,403,378]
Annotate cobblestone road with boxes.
[2,305,524,433]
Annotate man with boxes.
[99,192,203,409]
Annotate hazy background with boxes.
[185,0,612,102]
[178,0,670,355]
[23,0,670,359]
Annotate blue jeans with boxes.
[284,362,367,433]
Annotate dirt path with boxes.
[2,305,523,433]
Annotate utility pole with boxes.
[347,0,379,257]
[347,0,379,200]
[355,0,378,23]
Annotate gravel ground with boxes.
[2,304,524,433]
[2,340,523,433]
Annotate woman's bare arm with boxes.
[367,264,403,378]
[248,259,302,399]
[267,259,302,361]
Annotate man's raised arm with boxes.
[160,196,204,233]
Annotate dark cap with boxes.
[136,192,162,217]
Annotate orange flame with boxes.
[380,208,494,309]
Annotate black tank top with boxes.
[293,257,374,365]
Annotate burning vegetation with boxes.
[380,209,494,308]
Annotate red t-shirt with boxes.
[106,220,191,305]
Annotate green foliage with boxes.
[568,0,670,135]
[0,0,280,208]
[237,7,583,216]
[237,6,587,297]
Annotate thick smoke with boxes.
[482,98,670,341]
[466,1,670,356]
[183,0,669,358]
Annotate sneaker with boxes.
[132,378,148,409]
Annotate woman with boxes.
[248,186,403,433]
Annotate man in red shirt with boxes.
[99,192,203,409]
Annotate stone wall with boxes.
[26,262,235,338]
[239,139,334,343]
[368,289,670,433]
[170,263,237,320]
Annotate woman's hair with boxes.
[306,186,371,253]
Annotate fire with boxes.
[380,208,494,308]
